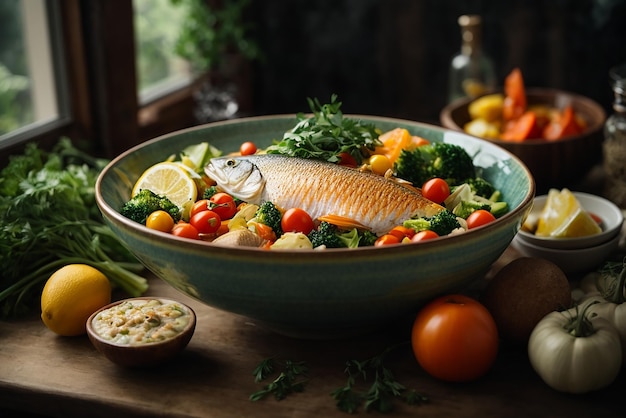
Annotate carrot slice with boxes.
[502,68,527,121]
[543,105,583,140]
[375,129,430,166]
[317,214,371,231]
[500,111,538,141]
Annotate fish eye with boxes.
[226,159,237,167]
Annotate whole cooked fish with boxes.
[205,154,443,235]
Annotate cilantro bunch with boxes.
[0,139,147,318]
[266,95,381,164]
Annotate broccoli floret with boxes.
[466,177,496,199]
[308,222,345,248]
[253,201,283,237]
[452,200,492,219]
[394,142,476,186]
[358,229,379,247]
[120,189,181,224]
[202,185,219,199]
[403,209,461,237]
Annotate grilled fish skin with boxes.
[205,154,444,235]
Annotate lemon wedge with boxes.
[535,188,601,238]
[132,162,198,209]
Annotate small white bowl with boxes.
[512,232,620,275]
[517,192,623,250]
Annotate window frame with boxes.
[0,0,199,163]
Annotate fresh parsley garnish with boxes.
[250,358,309,401]
[266,95,381,164]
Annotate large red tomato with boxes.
[411,294,499,382]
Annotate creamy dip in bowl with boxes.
[86,297,196,367]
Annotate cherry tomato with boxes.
[209,192,237,220]
[421,178,450,204]
[240,141,257,156]
[388,225,415,240]
[171,222,200,240]
[369,154,392,176]
[466,209,496,229]
[281,208,315,235]
[337,152,357,168]
[411,230,439,242]
[374,234,401,246]
[190,210,221,234]
[145,210,174,232]
[190,199,210,217]
[411,294,499,382]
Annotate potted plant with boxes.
[170,0,260,121]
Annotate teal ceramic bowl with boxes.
[95,115,535,338]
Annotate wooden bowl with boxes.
[86,297,196,367]
[440,88,606,193]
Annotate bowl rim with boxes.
[95,114,536,257]
[513,226,621,255]
[86,297,196,348]
[517,191,624,249]
[440,87,607,145]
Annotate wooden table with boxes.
[1,246,623,418]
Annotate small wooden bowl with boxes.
[440,88,606,193]
[86,297,196,367]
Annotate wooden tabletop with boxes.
[0,246,623,418]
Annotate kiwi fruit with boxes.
[481,257,572,345]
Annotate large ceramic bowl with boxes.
[96,115,535,338]
[440,88,606,193]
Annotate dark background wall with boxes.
[247,0,626,123]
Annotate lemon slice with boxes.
[132,162,198,208]
[535,189,601,238]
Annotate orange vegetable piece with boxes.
[502,68,527,121]
[500,111,539,141]
[375,128,429,165]
[543,105,583,140]
[317,214,371,231]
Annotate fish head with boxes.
[204,156,265,203]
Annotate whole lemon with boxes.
[41,264,111,336]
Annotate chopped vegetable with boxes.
[250,201,283,237]
[0,139,148,318]
[121,189,181,225]
[266,95,381,164]
[394,142,476,187]
[403,210,461,237]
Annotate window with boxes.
[133,0,193,105]
[0,0,68,150]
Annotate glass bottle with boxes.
[447,15,496,103]
[603,63,626,208]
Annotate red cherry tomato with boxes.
[411,230,439,242]
[388,225,415,240]
[421,178,450,204]
[190,210,221,234]
[209,192,237,220]
[466,209,496,229]
[190,199,210,218]
[374,234,401,246]
[240,141,257,156]
[171,222,200,240]
[281,208,315,234]
[337,152,357,168]
[411,294,499,382]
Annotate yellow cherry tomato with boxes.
[146,210,175,232]
[369,154,392,176]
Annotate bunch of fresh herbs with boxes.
[266,95,382,165]
[0,138,147,318]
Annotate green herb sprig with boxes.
[250,358,309,401]
[332,345,429,413]
[266,95,382,164]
